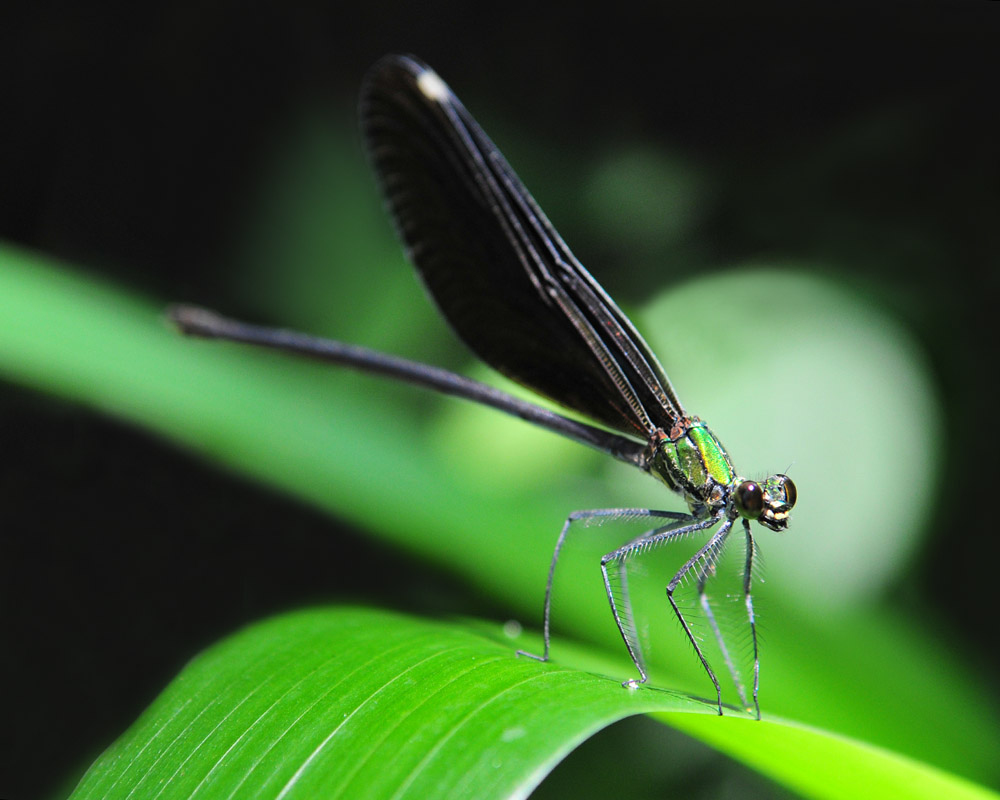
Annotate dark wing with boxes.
[360,54,684,437]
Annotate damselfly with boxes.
[170,54,796,718]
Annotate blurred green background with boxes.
[2,3,997,799]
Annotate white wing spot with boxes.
[416,69,449,102]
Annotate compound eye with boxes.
[776,475,797,508]
[735,481,764,519]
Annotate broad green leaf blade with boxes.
[68,608,706,800]
[68,608,998,800]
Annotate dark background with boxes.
[2,3,998,799]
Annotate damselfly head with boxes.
[735,474,796,531]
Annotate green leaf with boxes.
[69,608,996,800]
[69,608,703,800]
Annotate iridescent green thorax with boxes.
[648,417,736,512]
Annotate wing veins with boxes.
[438,99,663,434]
[462,106,686,428]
